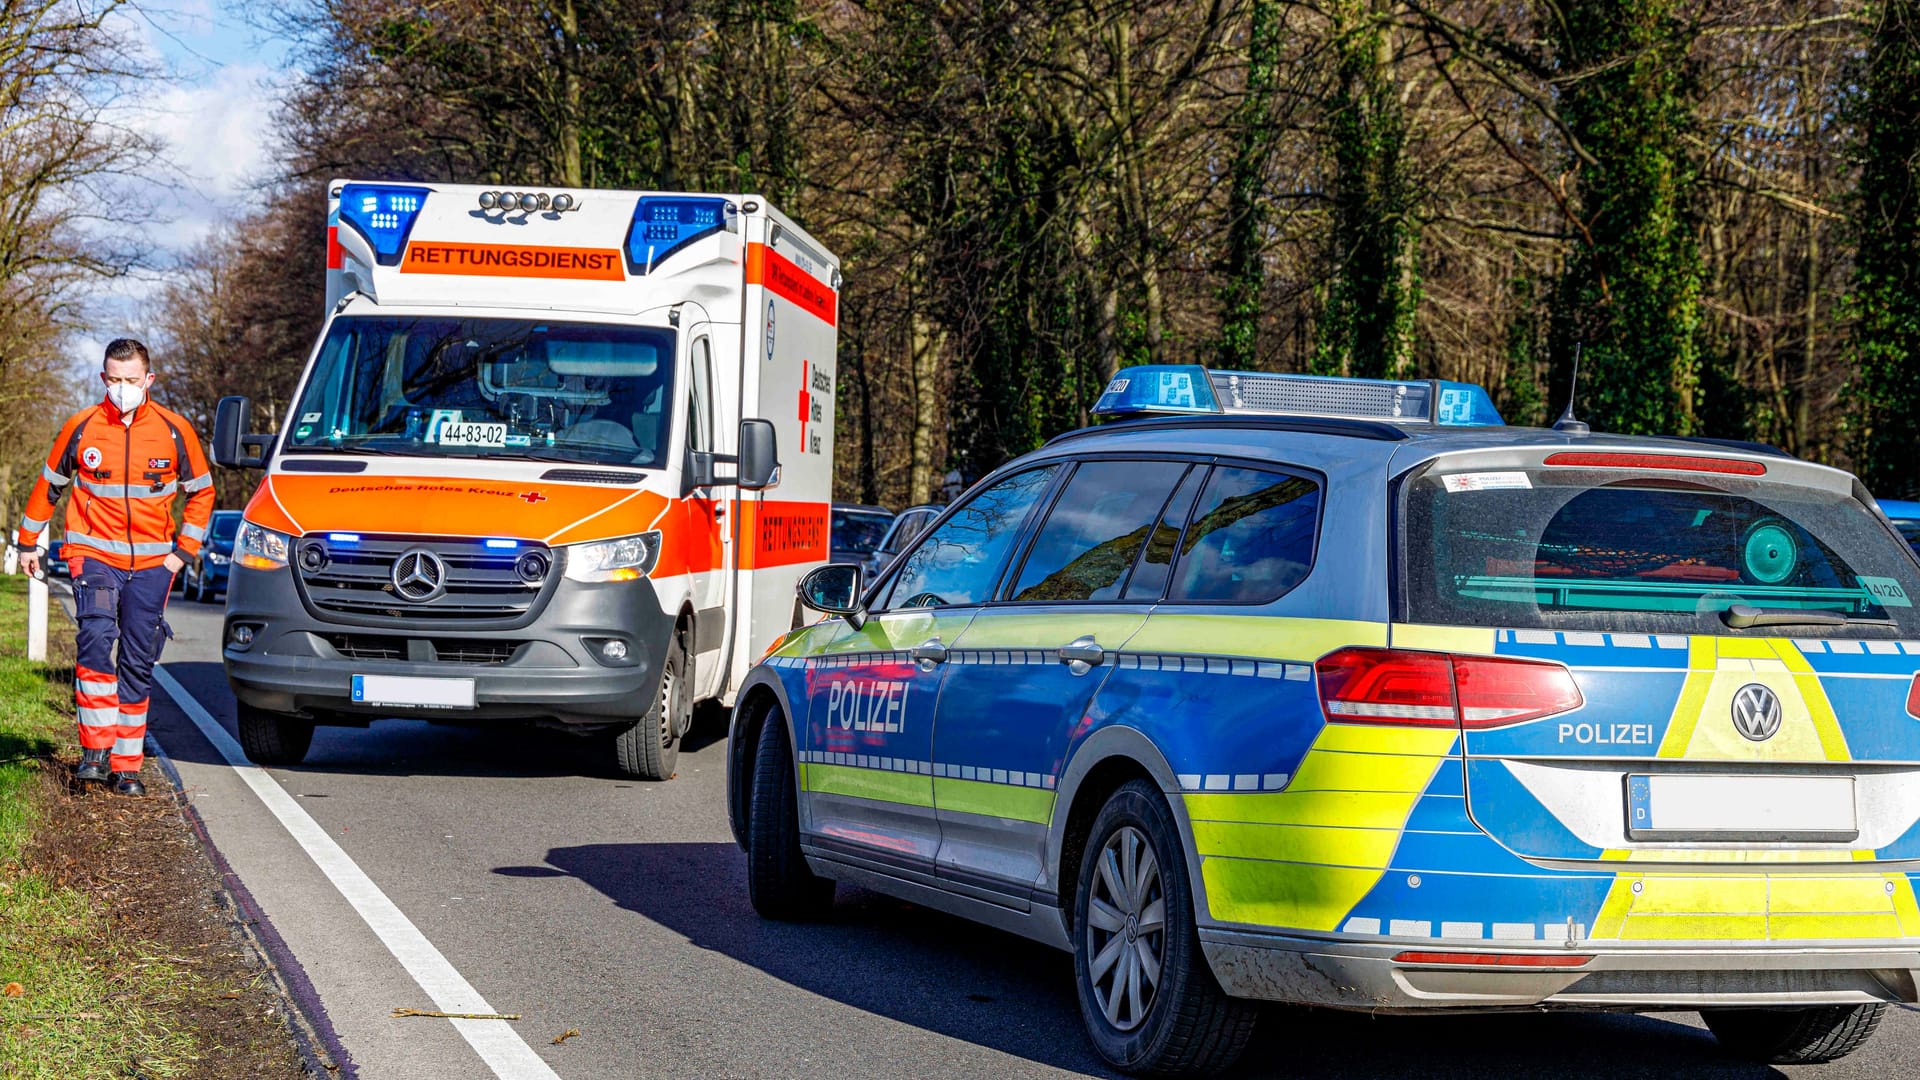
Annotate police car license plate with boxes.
[1626,773,1856,841]
[351,674,476,710]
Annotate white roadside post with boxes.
[28,570,47,662]
[6,546,48,662]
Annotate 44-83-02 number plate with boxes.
[1626,773,1857,843]
[351,674,476,710]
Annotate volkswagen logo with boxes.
[1730,683,1783,742]
[390,548,447,602]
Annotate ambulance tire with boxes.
[1704,1003,1887,1064]
[745,710,834,920]
[614,637,685,780]
[1073,780,1255,1077]
[237,703,314,767]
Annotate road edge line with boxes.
[147,728,357,1078]
[152,666,562,1080]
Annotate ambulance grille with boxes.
[295,535,556,628]
[539,468,643,484]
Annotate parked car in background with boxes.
[1880,499,1920,557]
[183,510,243,602]
[861,503,940,582]
[45,539,66,578]
[830,503,894,569]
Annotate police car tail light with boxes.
[1316,648,1456,726]
[1452,654,1584,728]
[1393,951,1591,969]
[1316,648,1581,730]
[1907,674,1920,719]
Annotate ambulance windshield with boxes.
[286,315,676,467]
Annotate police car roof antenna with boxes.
[1552,343,1591,436]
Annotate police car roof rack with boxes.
[1090,364,1505,427]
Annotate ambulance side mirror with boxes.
[738,419,779,490]
[213,396,270,470]
[799,563,864,626]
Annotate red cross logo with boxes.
[797,360,811,451]
[519,491,547,504]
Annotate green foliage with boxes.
[1314,1,1419,380]
[1548,0,1704,436]
[1217,0,1284,370]
[1849,0,1920,497]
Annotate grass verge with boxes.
[0,575,305,1078]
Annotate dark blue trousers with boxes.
[72,558,173,772]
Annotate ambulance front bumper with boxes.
[221,563,675,729]
[1199,927,1920,1013]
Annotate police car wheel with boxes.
[745,708,833,919]
[1704,1003,1887,1064]
[613,637,685,780]
[1073,780,1254,1077]
[236,703,314,767]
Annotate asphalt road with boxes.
[109,590,1919,1079]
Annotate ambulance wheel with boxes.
[746,708,833,920]
[1072,779,1255,1077]
[237,703,314,767]
[614,637,686,780]
[1704,1004,1887,1064]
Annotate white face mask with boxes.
[107,381,146,414]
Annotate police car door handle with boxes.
[910,638,948,670]
[1058,636,1105,675]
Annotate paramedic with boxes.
[15,339,215,796]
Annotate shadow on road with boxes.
[514,842,1785,1079]
[153,660,727,779]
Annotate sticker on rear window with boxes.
[1442,471,1532,493]
[1857,576,1913,607]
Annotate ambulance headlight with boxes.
[235,523,291,571]
[563,532,662,583]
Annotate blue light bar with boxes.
[1092,365,1505,426]
[624,196,734,275]
[484,539,520,550]
[327,532,361,544]
[336,183,431,267]
[1091,366,1221,417]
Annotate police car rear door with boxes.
[929,458,1198,908]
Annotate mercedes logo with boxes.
[1731,683,1783,742]
[390,548,447,602]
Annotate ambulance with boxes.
[211,180,839,779]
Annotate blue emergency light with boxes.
[1092,365,1504,426]
[336,183,432,266]
[624,196,735,275]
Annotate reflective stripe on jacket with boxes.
[14,398,216,570]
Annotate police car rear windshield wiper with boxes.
[1720,604,1896,629]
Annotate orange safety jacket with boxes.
[14,397,216,571]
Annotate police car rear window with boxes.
[1403,466,1920,634]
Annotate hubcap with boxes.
[657,659,677,749]
[1085,825,1164,1032]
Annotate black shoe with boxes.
[111,772,146,797]
[75,749,110,783]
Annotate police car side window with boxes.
[1122,465,1206,601]
[1168,466,1321,603]
[1009,460,1189,602]
[883,466,1059,610]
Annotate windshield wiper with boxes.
[284,444,413,457]
[486,450,647,467]
[1720,604,1897,629]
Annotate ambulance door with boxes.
[683,328,729,691]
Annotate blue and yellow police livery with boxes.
[726,365,1920,1075]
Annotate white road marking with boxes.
[153,666,562,1080]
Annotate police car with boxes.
[726,366,1920,1076]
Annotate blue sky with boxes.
[70,1,300,370]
